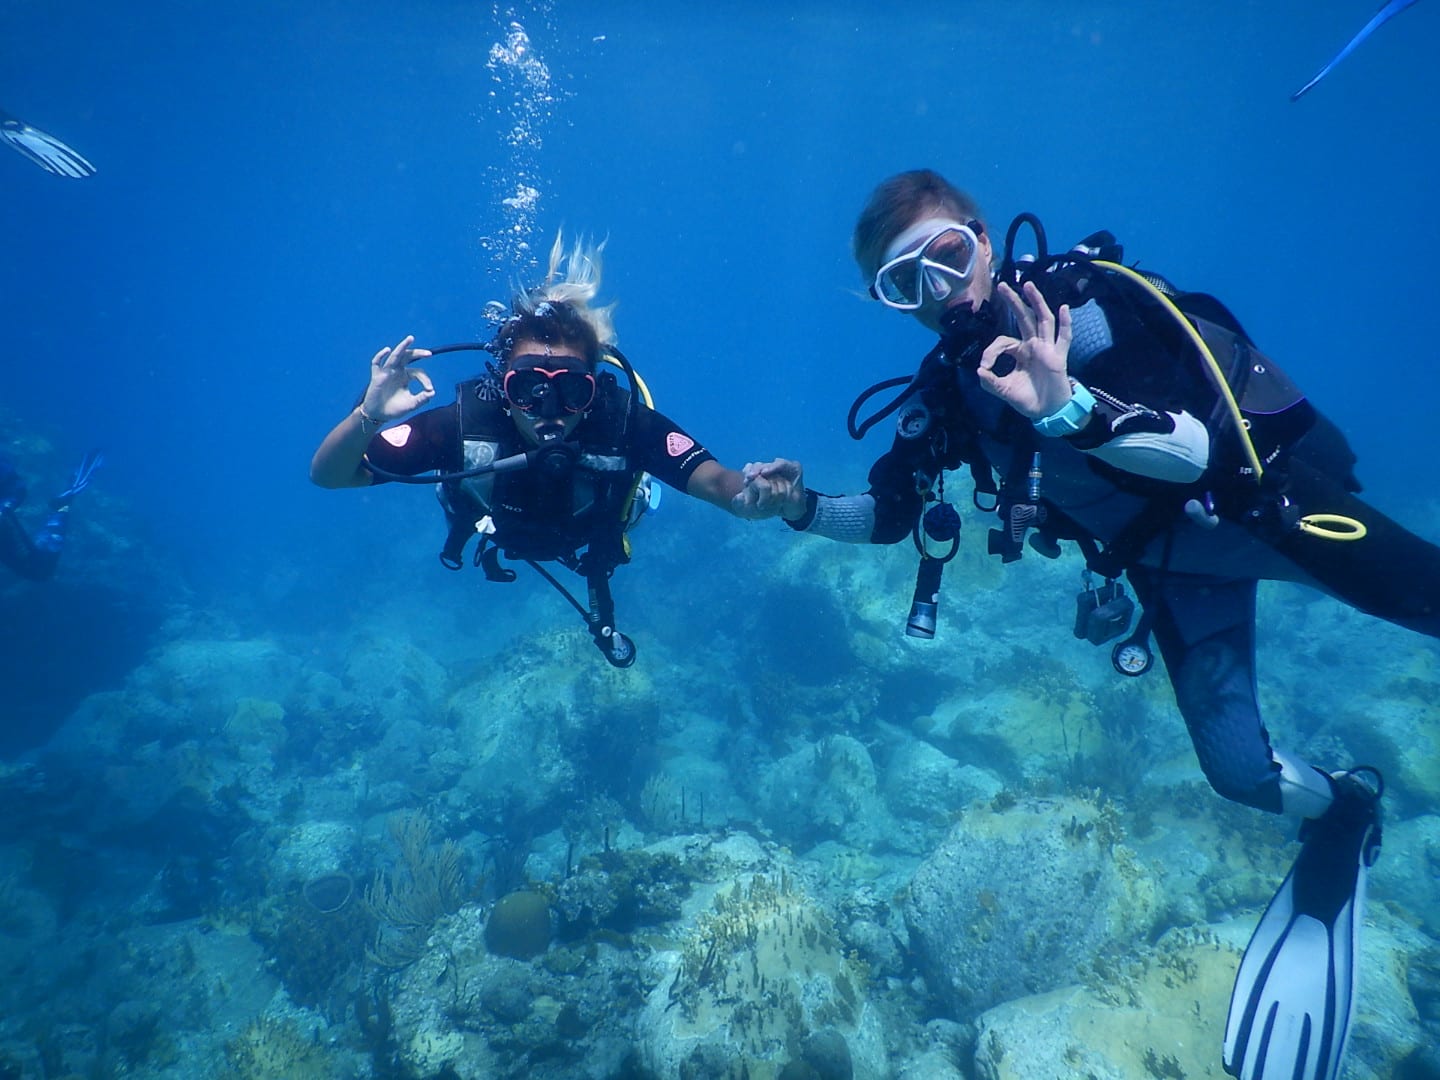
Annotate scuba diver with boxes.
[750,169,1437,1080]
[310,232,794,667]
[0,106,95,177]
[1,449,103,581]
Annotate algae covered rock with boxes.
[271,819,361,887]
[636,839,887,1079]
[905,794,1163,1018]
[754,735,889,849]
[882,740,1002,825]
[970,914,1427,1080]
[1375,814,1440,936]
[447,628,662,821]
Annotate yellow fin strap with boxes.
[1296,514,1367,541]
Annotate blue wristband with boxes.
[1033,380,1097,437]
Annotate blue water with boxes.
[3,1,1438,1075]
[5,0,1436,592]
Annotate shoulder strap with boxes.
[456,376,509,439]
[578,373,631,454]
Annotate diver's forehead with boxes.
[507,343,588,370]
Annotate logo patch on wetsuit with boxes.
[381,424,412,447]
[666,432,695,457]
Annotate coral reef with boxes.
[3,466,1436,1079]
[905,793,1164,1017]
[222,1015,342,1080]
[365,810,467,967]
[636,839,887,1080]
[971,912,1428,1080]
[485,889,552,959]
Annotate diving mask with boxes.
[503,357,597,418]
[871,219,983,311]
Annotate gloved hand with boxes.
[50,449,103,510]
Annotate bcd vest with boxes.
[437,371,643,574]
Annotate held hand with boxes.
[976,281,1073,420]
[363,335,435,422]
[733,458,807,520]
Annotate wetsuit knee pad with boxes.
[1194,745,1283,813]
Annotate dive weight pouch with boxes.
[1074,578,1134,646]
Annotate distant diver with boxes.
[0,106,96,177]
[1,449,103,581]
[1291,0,1420,101]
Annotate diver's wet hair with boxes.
[852,169,984,281]
[491,232,617,368]
[495,301,602,369]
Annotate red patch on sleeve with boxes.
[666,432,695,457]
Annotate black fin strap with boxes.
[479,541,518,583]
[439,516,477,571]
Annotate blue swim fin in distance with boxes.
[51,449,104,509]
[1291,0,1420,101]
[1223,767,1383,1080]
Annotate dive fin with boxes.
[1291,0,1420,101]
[51,449,104,509]
[0,109,96,177]
[1223,767,1383,1080]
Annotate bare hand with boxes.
[733,458,806,520]
[977,281,1073,420]
[363,335,435,422]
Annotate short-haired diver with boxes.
[753,168,1435,1080]
[0,106,95,177]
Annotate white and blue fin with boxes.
[1222,767,1384,1080]
[0,109,96,177]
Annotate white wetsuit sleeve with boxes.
[1066,300,1211,484]
[797,493,878,543]
[1084,409,1210,483]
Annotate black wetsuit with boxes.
[851,265,1440,813]
[362,393,715,561]
[0,454,63,582]
[0,506,62,582]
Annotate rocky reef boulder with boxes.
[905,794,1164,1018]
[635,834,886,1080]
[447,628,661,822]
[970,913,1426,1080]
[754,734,893,850]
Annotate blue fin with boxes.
[1291,0,1420,101]
[52,449,104,507]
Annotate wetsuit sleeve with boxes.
[630,406,715,491]
[361,405,461,482]
[788,440,925,545]
[1051,277,1217,483]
